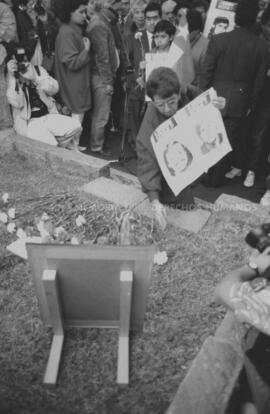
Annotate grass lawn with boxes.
[0,149,262,414]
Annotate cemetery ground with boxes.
[0,148,262,414]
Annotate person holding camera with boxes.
[215,227,270,413]
[215,245,270,336]
[6,54,82,148]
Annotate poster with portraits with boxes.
[150,88,232,196]
[203,0,238,39]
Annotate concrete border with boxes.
[166,313,256,414]
[0,131,110,180]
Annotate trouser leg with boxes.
[248,107,270,173]
[90,76,112,152]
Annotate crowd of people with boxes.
[1,0,270,223]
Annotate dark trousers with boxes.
[203,116,246,187]
[247,104,270,173]
[127,87,145,146]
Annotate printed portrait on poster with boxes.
[203,0,237,38]
[163,141,193,177]
[150,88,232,196]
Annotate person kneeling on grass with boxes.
[136,66,225,230]
[6,55,82,149]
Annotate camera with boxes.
[14,47,28,74]
[245,223,270,252]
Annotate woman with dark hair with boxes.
[54,0,91,125]
[164,141,193,176]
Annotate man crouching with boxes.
[136,67,225,230]
[6,47,82,149]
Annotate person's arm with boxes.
[251,41,269,112]
[215,246,270,311]
[87,24,114,88]
[6,60,24,109]
[200,37,218,91]
[35,66,59,95]
[136,107,167,229]
[59,30,90,72]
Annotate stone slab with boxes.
[5,133,110,179]
[166,335,244,414]
[167,207,211,233]
[215,193,270,219]
[82,177,211,233]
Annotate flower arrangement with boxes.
[0,192,169,265]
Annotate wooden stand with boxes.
[42,268,133,385]
[117,270,133,385]
[42,269,64,385]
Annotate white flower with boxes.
[75,215,86,227]
[71,237,79,245]
[7,222,16,233]
[17,228,27,239]
[7,208,15,219]
[153,251,168,265]
[134,31,143,40]
[54,226,66,238]
[2,193,9,203]
[36,220,45,234]
[0,212,8,224]
[41,212,50,221]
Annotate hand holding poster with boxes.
[150,88,232,196]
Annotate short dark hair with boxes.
[261,3,270,25]
[144,2,162,17]
[59,0,87,23]
[234,0,259,28]
[154,19,176,36]
[186,9,203,32]
[191,0,209,12]
[146,67,180,100]
[213,16,229,25]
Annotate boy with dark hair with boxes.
[153,19,176,52]
[137,66,225,229]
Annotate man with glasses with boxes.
[136,67,225,229]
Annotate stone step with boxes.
[82,177,211,233]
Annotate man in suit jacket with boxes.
[200,0,269,187]
[125,1,161,151]
[86,0,119,157]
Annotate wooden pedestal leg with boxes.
[42,269,64,385]
[117,270,133,385]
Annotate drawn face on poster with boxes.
[208,16,229,37]
[163,140,193,176]
[196,120,223,155]
[203,0,237,38]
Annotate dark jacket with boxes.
[136,85,200,202]
[200,27,268,117]
[54,22,91,113]
[86,12,118,87]
[125,30,150,94]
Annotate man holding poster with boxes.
[136,67,226,230]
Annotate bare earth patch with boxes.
[0,150,262,414]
